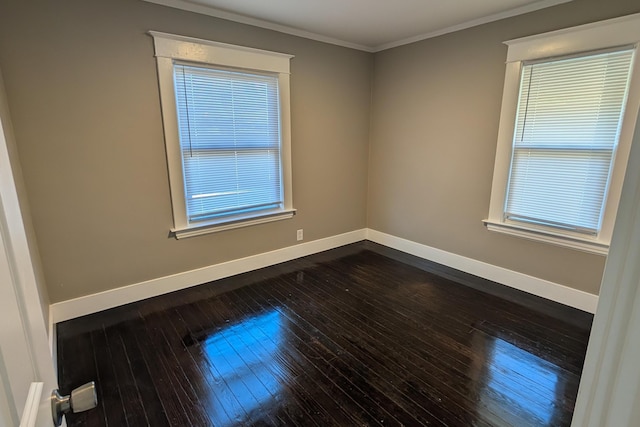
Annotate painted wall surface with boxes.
[368,0,640,295]
[0,0,372,302]
[1,0,639,305]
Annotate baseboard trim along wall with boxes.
[50,229,368,323]
[366,229,599,314]
[50,227,599,323]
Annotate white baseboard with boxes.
[50,229,367,323]
[366,229,599,313]
[50,227,598,323]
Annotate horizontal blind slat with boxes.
[506,48,634,233]
[174,64,283,222]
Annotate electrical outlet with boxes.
[296,229,304,241]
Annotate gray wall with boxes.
[1,0,639,304]
[368,0,640,295]
[0,0,372,302]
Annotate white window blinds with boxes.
[505,48,634,234]
[173,64,283,223]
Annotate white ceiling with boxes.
[144,0,572,52]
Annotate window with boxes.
[506,49,633,234]
[485,14,640,255]
[149,32,295,238]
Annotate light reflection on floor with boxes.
[479,334,565,426]
[201,310,284,426]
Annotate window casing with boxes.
[149,32,295,238]
[485,13,640,255]
[505,49,634,234]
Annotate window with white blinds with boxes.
[174,64,284,223]
[150,32,294,238]
[505,49,634,234]
[485,15,640,254]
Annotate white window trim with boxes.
[148,31,295,239]
[484,13,640,255]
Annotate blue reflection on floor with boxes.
[201,310,284,426]
[484,336,561,425]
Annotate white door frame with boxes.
[571,106,640,426]
[0,68,59,426]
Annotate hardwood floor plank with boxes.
[231,287,392,426]
[56,331,106,427]
[211,290,394,427]
[331,253,588,353]
[342,252,590,355]
[236,284,441,427]
[173,304,289,426]
[312,256,586,379]
[103,325,150,426]
[267,260,574,426]
[113,321,171,427]
[262,269,497,426]
[188,296,345,426]
[140,311,218,426]
[57,243,592,427]
[90,328,129,426]
[127,315,198,426]
[361,241,593,335]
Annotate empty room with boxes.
[1,0,640,426]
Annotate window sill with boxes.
[483,220,609,255]
[172,209,296,239]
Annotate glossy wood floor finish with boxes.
[57,242,593,427]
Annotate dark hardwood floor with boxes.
[56,242,593,426]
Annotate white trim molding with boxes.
[485,13,640,254]
[483,220,609,255]
[50,227,600,323]
[366,229,599,313]
[18,382,42,427]
[150,31,295,238]
[50,229,367,323]
[143,0,375,52]
[374,0,573,52]
[173,209,296,239]
[142,0,572,53]
[149,30,294,73]
[505,13,640,62]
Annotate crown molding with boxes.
[373,0,573,51]
[142,0,573,53]
[142,0,376,52]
